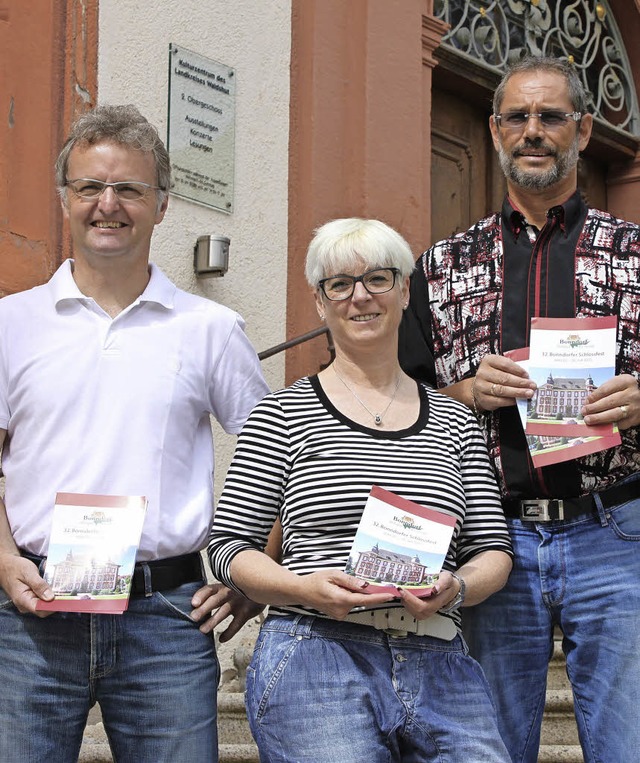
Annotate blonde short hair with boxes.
[305,218,415,287]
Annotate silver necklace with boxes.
[332,365,401,426]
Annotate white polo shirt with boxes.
[0,259,269,560]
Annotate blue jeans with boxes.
[0,580,219,763]
[463,489,640,763]
[246,613,510,762]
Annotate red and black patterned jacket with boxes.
[400,202,640,499]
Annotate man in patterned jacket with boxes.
[399,56,640,763]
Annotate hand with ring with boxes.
[582,374,639,431]
[470,355,536,413]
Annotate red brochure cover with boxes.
[506,344,620,468]
[344,485,456,597]
[35,493,147,614]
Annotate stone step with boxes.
[542,638,584,762]
[219,743,260,763]
[218,692,254,746]
[78,722,112,763]
[547,638,571,690]
[540,690,580,747]
[538,745,585,762]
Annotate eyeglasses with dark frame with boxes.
[494,111,583,131]
[65,178,166,201]
[318,268,400,301]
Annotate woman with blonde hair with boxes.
[209,218,512,762]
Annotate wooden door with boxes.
[430,87,505,247]
[578,154,608,211]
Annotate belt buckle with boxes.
[520,499,564,521]
[383,628,409,639]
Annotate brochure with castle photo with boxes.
[525,316,618,438]
[35,493,147,614]
[344,485,456,597]
[506,344,620,468]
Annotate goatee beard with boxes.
[498,136,580,190]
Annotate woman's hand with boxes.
[399,551,513,620]
[301,569,395,620]
[395,571,461,620]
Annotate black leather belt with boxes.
[20,550,203,595]
[503,478,640,521]
[130,553,203,595]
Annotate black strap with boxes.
[503,478,640,519]
[130,553,203,595]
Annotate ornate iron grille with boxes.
[433,0,639,136]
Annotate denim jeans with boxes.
[0,580,219,763]
[245,613,510,762]
[463,488,640,763]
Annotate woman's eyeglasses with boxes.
[318,268,399,301]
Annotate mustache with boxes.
[512,138,557,157]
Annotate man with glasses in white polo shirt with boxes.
[0,104,269,763]
[400,57,640,762]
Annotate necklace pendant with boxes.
[331,364,401,428]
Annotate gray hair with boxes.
[55,104,171,211]
[493,56,589,115]
[305,218,415,287]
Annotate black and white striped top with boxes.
[208,375,512,625]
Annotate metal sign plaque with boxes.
[167,44,235,213]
